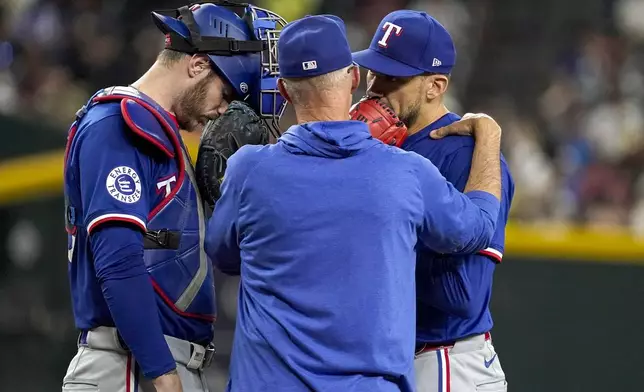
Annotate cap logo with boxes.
[377,22,403,48]
[432,58,442,67]
[302,60,318,71]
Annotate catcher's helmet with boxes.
[152,1,287,137]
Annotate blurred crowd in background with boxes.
[3,0,644,232]
[2,1,644,390]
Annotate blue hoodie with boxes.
[205,120,500,392]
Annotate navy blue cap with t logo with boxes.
[352,10,456,77]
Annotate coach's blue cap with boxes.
[352,10,456,77]
[278,14,353,78]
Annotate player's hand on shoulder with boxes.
[430,113,501,140]
[152,369,183,392]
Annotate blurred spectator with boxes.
[0,4,18,114]
[5,1,644,390]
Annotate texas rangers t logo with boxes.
[378,22,403,48]
[157,175,177,198]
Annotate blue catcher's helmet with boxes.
[152,1,287,137]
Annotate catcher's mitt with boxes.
[350,97,408,147]
[195,101,269,209]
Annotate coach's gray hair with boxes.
[281,65,351,108]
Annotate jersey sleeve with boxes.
[90,224,176,378]
[443,147,514,261]
[415,148,515,318]
[414,155,500,255]
[77,115,153,234]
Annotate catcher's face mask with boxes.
[152,1,288,139]
[248,5,288,139]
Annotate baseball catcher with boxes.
[61,3,286,392]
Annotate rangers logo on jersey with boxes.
[156,175,177,198]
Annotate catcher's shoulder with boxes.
[72,109,135,153]
[76,98,177,160]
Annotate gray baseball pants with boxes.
[414,332,507,392]
[62,326,214,392]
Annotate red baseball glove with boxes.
[350,97,408,147]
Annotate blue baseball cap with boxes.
[352,10,456,77]
[278,14,353,78]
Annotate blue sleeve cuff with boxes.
[465,190,501,220]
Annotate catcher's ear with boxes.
[277,79,292,104]
[188,54,211,79]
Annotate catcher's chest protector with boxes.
[65,86,216,322]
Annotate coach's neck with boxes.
[278,66,358,125]
[294,99,351,124]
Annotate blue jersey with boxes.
[401,113,514,344]
[63,87,216,376]
[205,121,500,392]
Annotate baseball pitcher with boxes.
[351,10,512,392]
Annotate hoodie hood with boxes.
[279,121,378,158]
